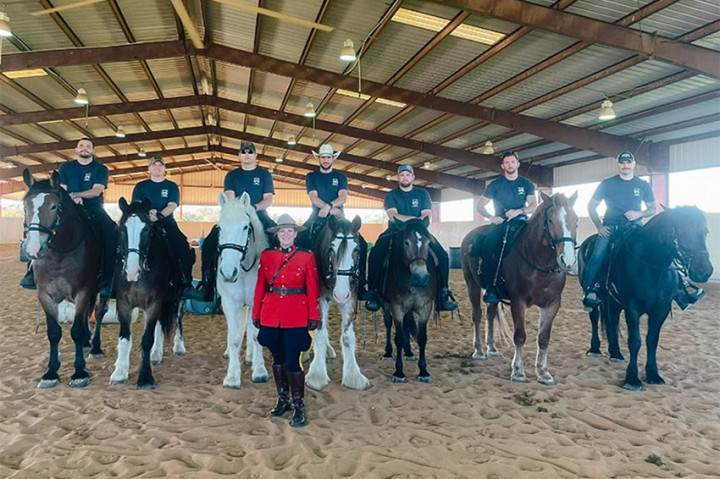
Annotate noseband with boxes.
[673,229,709,275]
[120,214,152,272]
[24,193,63,248]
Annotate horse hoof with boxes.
[511,376,529,383]
[622,382,643,391]
[109,379,127,386]
[223,382,241,390]
[488,350,501,358]
[88,352,105,360]
[68,377,91,388]
[538,376,555,386]
[417,376,433,384]
[404,355,416,362]
[137,383,156,391]
[342,377,371,391]
[245,359,253,366]
[391,376,406,383]
[609,357,626,363]
[37,379,59,389]
[472,352,487,361]
[173,350,186,357]
[586,351,602,358]
[645,377,665,385]
[251,375,269,384]
[381,355,393,362]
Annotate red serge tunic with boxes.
[252,246,320,328]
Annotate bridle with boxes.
[325,233,360,281]
[119,214,152,272]
[542,202,576,250]
[672,228,709,276]
[24,192,63,247]
[217,221,258,276]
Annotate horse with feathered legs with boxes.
[305,215,370,391]
[105,198,185,389]
[21,169,106,388]
[578,206,713,390]
[216,192,269,388]
[461,192,578,385]
[379,217,437,383]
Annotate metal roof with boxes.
[0,0,718,203]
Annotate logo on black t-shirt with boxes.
[412,199,419,208]
[161,189,168,198]
[633,188,640,196]
[518,186,525,195]
[84,173,92,181]
[332,178,338,186]
[253,177,260,186]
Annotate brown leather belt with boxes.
[267,285,306,296]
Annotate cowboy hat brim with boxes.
[312,150,341,160]
[266,223,307,234]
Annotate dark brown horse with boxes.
[461,192,578,385]
[380,218,437,383]
[22,169,106,388]
[578,206,713,390]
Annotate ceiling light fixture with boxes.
[339,39,357,62]
[115,125,126,138]
[74,88,89,105]
[287,135,297,146]
[598,99,616,121]
[422,161,431,169]
[304,102,316,118]
[482,140,494,155]
[275,158,283,163]
[138,148,147,158]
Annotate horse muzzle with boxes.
[688,256,713,283]
[409,262,430,287]
[23,237,48,260]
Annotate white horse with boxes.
[306,215,370,391]
[216,192,269,388]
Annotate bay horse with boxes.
[216,192,269,388]
[21,169,106,388]
[104,198,186,389]
[461,192,578,385]
[578,206,713,390]
[305,215,370,391]
[380,218,437,383]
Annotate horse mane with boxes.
[219,197,269,251]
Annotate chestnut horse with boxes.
[21,169,106,388]
[461,192,578,385]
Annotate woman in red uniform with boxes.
[253,214,319,427]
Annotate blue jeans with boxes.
[581,228,616,292]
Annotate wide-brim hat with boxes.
[266,213,307,234]
[312,143,341,160]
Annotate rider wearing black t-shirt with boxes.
[364,164,458,313]
[132,156,198,300]
[475,151,538,304]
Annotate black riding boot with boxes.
[288,372,307,427]
[483,286,501,304]
[364,289,381,312]
[437,287,458,311]
[674,277,705,311]
[269,365,292,417]
[19,263,36,290]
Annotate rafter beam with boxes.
[433,0,720,80]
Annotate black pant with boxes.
[367,229,450,295]
[86,206,117,286]
[479,218,528,287]
[258,327,312,373]
[158,217,195,282]
[200,210,276,292]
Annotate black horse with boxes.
[578,206,713,390]
[21,169,106,388]
[380,218,437,383]
[103,198,184,389]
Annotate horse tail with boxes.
[495,305,513,346]
[159,299,177,341]
[403,312,418,341]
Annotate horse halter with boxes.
[672,229,709,275]
[542,203,575,249]
[24,192,63,247]
[217,222,257,273]
[325,233,360,280]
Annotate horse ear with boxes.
[119,197,129,212]
[22,168,35,188]
[141,197,151,211]
[351,215,362,232]
[218,192,227,207]
[569,191,578,207]
[239,191,251,207]
[49,171,61,190]
[540,190,551,204]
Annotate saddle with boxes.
[590,222,642,293]
[473,221,527,291]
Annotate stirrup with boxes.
[483,288,501,304]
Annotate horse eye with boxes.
[50,204,57,211]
